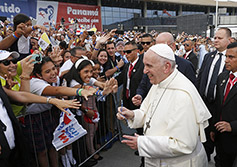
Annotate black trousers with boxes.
[0,148,25,167]
[217,142,237,167]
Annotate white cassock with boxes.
[128,69,211,167]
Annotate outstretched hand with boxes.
[50,98,81,114]
[81,87,98,100]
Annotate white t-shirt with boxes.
[26,77,58,114]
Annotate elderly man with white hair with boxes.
[117,44,211,167]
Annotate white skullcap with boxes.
[149,44,175,61]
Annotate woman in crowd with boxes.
[61,50,71,65]
[96,49,109,80]
[0,50,34,116]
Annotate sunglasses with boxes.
[0,58,18,66]
[141,41,152,45]
[184,44,190,47]
[123,48,137,54]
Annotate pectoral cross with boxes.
[144,120,151,134]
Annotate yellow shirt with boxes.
[0,61,24,117]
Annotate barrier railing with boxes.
[17,92,121,167]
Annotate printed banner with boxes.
[57,2,102,31]
[1,0,102,31]
[0,0,37,23]
[36,1,58,28]
[52,109,87,151]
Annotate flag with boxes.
[52,109,87,151]
[38,32,51,50]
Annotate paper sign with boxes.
[52,109,87,151]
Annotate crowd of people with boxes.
[0,12,237,167]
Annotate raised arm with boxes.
[3,87,80,113]
[42,85,96,100]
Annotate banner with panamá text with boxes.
[36,1,102,31]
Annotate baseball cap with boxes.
[0,50,20,61]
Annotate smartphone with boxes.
[31,54,42,64]
[88,31,94,36]
[115,30,124,35]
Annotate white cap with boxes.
[0,50,20,61]
[149,44,175,61]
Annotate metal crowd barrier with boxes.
[17,92,122,167]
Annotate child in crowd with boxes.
[63,58,117,161]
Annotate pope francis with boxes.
[117,43,212,167]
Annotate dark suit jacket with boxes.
[0,85,29,166]
[186,50,198,71]
[116,54,144,110]
[196,50,227,103]
[136,55,196,100]
[213,71,237,154]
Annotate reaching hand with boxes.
[102,78,118,95]
[97,33,111,45]
[111,78,118,93]
[102,80,112,95]
[50,98,80,114]
[109,29,117,38]
[81,87,97,100]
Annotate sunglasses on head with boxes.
[141,41,152,45]
[184,44,190,47]
[123,48,137,54]
[0,58,18,66]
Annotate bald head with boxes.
[156,32,176,51]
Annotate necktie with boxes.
[207,53,222,101]
[223,73,235,103]
[183,53,187,59]
[128,64,133,78]
[126,64,134,98]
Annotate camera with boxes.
[31,54,42,64]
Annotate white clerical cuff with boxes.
[138,136,174,158]
[128,109,145,129]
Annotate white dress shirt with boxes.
[0,98,15,149]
